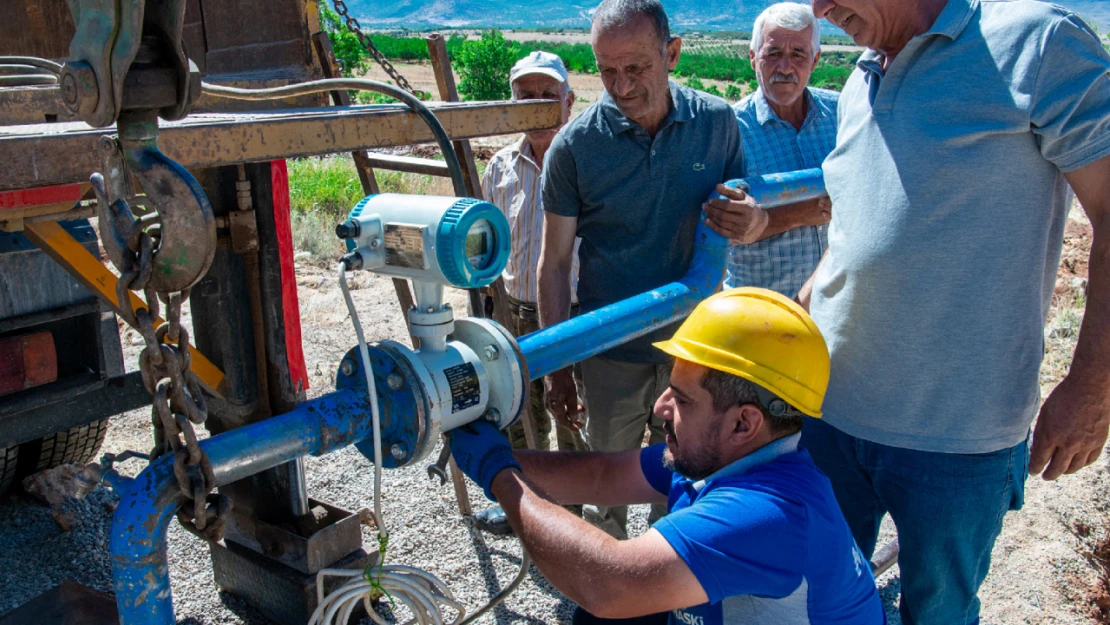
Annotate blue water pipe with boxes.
[109,389,371,624]
[108,168,824,624]
[519,168,826,379]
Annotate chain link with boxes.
[329,0,425,98]
[98,168,231,543]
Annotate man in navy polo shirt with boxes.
[448,289,885,625]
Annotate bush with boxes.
[454,31,517,101]
[352,89,430,104]
[683,76,706,90]
[369,34,432,60]
[675,48,755,83]
[810,63,854,91]
[724,84,743,101]
[288,157,364,217]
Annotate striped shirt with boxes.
[481,136,579,304]
[726,88,839,297]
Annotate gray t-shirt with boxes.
[811,0,1110,453]
[543,81,745,363]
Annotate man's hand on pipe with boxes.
[1029,373,1110,480]
[704,184,769,244]
[545,368,583,431]
[447,421,522,501]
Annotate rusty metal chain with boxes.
[329,0,425,98]
[93,169,231,543]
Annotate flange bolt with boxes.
[390,444,407,461]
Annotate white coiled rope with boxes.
[323,265,530,625]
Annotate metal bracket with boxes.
[62,0,197,127]
[227,210,259,254]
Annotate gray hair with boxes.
[591,0,671,49]
[752,2,821,56]
[701,368,803,435]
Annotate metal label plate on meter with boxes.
[383,224,427,269]
[443,362,480,413]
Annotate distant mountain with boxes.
[344,0,1110,33]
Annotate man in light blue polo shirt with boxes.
[796,0,1110,623]
[708,3,838,297]
[446,289,885,625]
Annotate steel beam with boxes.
[0,100,561,191]
[0,371,149,448]
[362,153,451,177]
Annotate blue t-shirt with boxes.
[640,436,885,625]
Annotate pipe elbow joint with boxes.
[678,216,729,296]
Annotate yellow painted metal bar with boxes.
[22,221,226,398]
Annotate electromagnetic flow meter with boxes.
[334,195,527,468]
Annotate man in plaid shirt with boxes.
[707,3,836,297]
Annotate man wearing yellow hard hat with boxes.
[448,288,884,625]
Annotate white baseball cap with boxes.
[510,51,569,85]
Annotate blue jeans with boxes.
[801,418,1028,625]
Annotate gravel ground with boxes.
[0,272,656,625]
[0,208,1100,624]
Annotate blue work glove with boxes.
[447,421,521,502]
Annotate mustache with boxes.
[770,72,799,84]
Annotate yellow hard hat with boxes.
[653,287,830,417]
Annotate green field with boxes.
[322,8,860,97]
[367,32,858,92]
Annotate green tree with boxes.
[454,31,516,101]
[319,6,366,76]
[724,84,743,101]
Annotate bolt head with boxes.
[340,359,356,376]
[484,408,501,424]
[390,444,406,460]
[386,372,404,390]
[369,237,381,249]
[335,220,360,240]
[483,345,499,361]
[59,61,99,119]
[61,73,79,105]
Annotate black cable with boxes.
[201,79,467,197]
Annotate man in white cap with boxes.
[476,51,584,533]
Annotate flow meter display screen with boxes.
[465,221,494,270]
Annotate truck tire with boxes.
[17,419,109,476]
[0,446,17,495]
